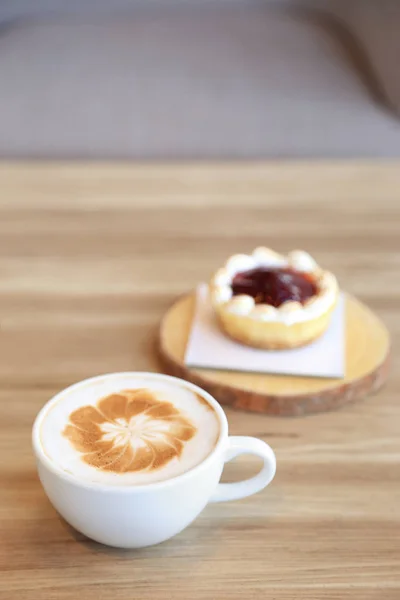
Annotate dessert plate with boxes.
[159,290,390,416]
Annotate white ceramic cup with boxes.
[32,373,276,548]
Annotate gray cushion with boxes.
[0,5,400,158]
[0,0,304,23]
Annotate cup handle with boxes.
[209,436,276,503]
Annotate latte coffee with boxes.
[39,374,220,486]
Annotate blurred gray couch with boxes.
[0,0,399,159]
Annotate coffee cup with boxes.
[32,372,276,548]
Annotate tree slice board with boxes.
[158,292,390,416]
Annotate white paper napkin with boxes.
[185,284,345,378]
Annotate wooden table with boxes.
[0,162,399,600]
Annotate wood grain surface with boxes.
[0,162,399,600]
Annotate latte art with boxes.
[63,390,197,474]
[39,374,220,486]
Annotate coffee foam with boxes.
[39,375,220,486]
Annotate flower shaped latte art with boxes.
[63,389,197,473]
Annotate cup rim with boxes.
[32,372,228,493]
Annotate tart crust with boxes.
[210,248,339,349]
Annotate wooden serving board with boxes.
[159,292,390,416]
